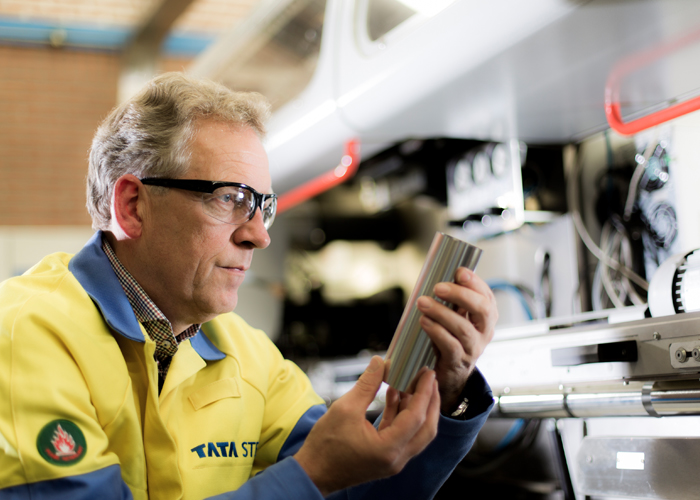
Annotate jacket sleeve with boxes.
[207,370,493,500]
[328,369,494,500]
[0,465,133,500]
[0,277,138,498]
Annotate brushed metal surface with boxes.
[576,437,700,499]
[384,232,481,392]
[497,386,700,418]
[478,311,700,393]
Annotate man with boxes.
[0,73,497,499]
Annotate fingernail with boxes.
[417,297,432,310]
[367,356,381,373]
[434,283,449,296]
[459,268,472,281]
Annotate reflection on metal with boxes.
[384,232,481,392]
[576,437,700,499]
[189,0,325,111]
[495,394,568,418]
[496,385,700,418]
[478,308,700,394]
[118,0,196,103]
[641,381,660,417]
[615,451,645,470]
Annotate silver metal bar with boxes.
[642,382,660,417]
[384,232,481,392]
[566,392,647,417]
[496,394,569,418]
[497,388,700,418]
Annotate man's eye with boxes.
[219,194,233,203]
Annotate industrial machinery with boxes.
[190,1,700,498]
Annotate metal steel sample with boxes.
[384,232,482,392]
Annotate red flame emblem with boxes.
[39,420,86,464]
[51,424,76,456]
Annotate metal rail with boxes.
[496,387,700,418]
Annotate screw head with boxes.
[653,332,661,341]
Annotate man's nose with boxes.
[233,208,271,249]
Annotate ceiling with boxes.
[0,0,323,109]
[0,0,260,35]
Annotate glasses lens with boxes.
[203,186,254,224]
[262,196,276,229]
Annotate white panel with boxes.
[0,227,94,282]
[670,110,700,254]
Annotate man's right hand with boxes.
[294,356,440,496]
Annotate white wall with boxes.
[0,226,95,282]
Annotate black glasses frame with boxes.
[140,178,277,226]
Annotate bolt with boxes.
[676,348,689,363]
[653,332,661,341]
[693,348,700,361]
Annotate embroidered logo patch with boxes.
[37,419,87,465]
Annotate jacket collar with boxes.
[69,231,225,361]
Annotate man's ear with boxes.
[111,174,144,239]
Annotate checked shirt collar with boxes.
[102,238,199,382]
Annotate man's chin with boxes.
[212,295,239,315]
[192,294,238,323]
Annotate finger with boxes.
[403,379,441,456]
[420,313,465,363]
[455,267,492,296]
[454,269,498,329]
[395,366,429,412]
[418,297,477,350]
[378,387,400,431]
[398,393,412,413]
[378,370,436,445]
[433,268,496,313]
[432,281,489,318]
[394,369,436,421]
[345,356,385,411]
[425,280,497,339]
[401,366,430,395]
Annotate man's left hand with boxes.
[416,266,498,414]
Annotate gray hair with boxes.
[87,72,271,230]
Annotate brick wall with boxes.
[0,45,191,225]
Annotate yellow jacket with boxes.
[0,232,325,499]
[0,232,494,499]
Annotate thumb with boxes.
[348,356,384,407]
